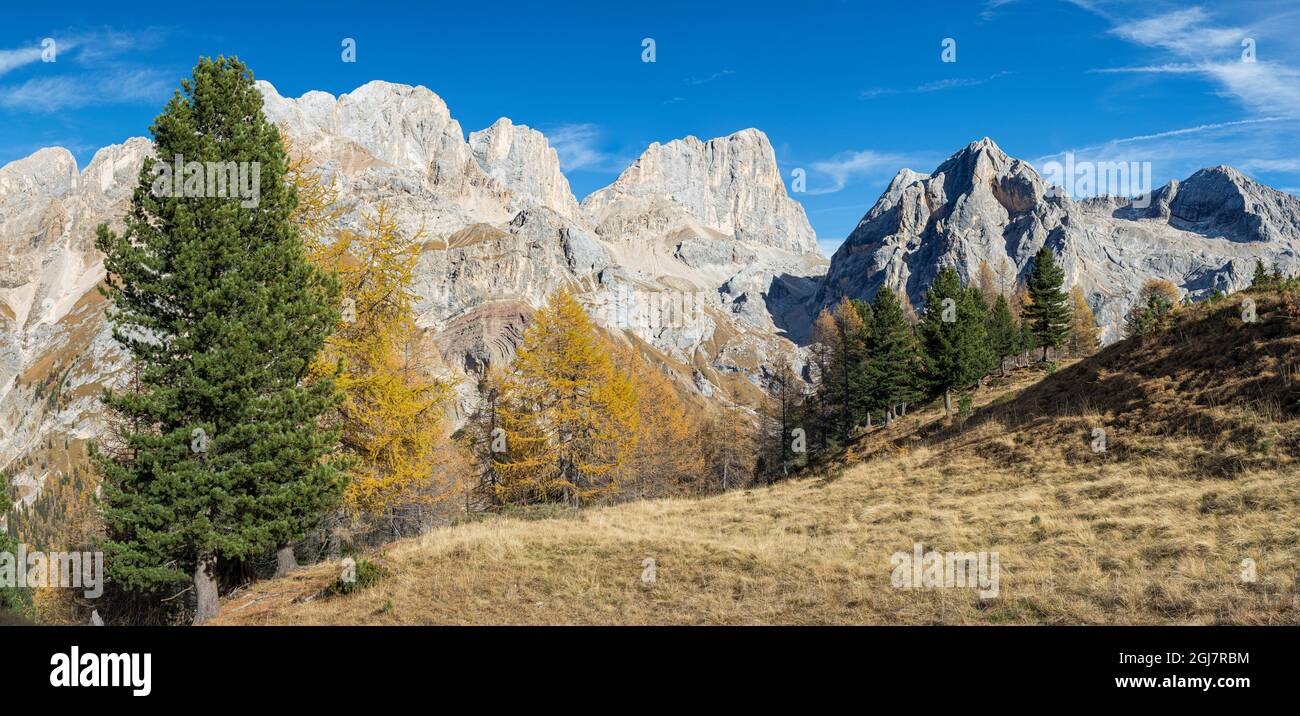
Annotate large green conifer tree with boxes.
[94,57,345,624]
[1024,246,1070,360]
[866,288,919,423]
[918,267,990,418]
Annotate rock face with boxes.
[583,129,819,256]
[0,80,826,506]
[468,118,584,221]
[0,138,151,507]
[816,137,1300,339]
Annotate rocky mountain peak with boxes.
[581,127,818,256]
[818,137,1300,344]
[468,117,583,221]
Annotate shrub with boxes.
[329,558,388,596]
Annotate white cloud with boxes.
[0,46,48,77]
[547,123,615,172]
[1090,5,1300,116]
[861,71,1011,100]
[805,149,917,195]
[1241,158,1300,173]
[0,69,172,112]
[684,70,734,86]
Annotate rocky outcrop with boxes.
[583,128,819,256]
[469,118,584,222]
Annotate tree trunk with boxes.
[1041,344,1049,362]
[274,542,298,578]
[943,389,953,419]
[193,556,219,625]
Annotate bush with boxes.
[329,558,388,596]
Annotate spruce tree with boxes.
[1024,246,1070,361]
[1250,259,1273,291]
[867,288,920,422]
[1017,313,1038,365]
[918,267,990,418]
[846,298,875,427]
[0,484,20,614]
[94,57,345,624]
[986,294,1018,376]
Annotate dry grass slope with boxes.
[215,293,1300,625]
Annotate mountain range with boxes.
[3,79,1299,509]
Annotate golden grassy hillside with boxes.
[214,294,1300,625]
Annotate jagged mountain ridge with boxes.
[0,79,824,510]
[815,137,1300,339]
[4,83,1300,516]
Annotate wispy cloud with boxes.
[0,45,52,77]
[547,123,622,172]
[1033,117,1291,161]
[979,0,1020,22]
[804,149,918,195]
[684,70,734,86]
[0,28,173,113]
[1087,5,1300,116]
[1241,158,1300,173]
[861,71,1011,100]
[0,69,173,112]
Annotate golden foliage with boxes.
[285,140,456,519]
[620,348,706,498]
[494,289,638,506]
[1066,285,1100,356]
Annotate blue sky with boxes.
[2,0,1297,255]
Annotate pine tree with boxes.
[1024,246,1070,361]
[494,289,637,506]
[1250,259,1273,291]
[814,298,868,442]
[918,267,990,418]
[93,57,345,623]
[0,483,20,614]
[986,294,1018,376]
[1066,286,1100,356]
[867,288,920,422]
[1017,312,1038,365]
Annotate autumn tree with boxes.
[620,348,705,498]
[700,406,757,492]
[494,289,638,506]
[976,259,999,307]
[1124,279,1179,339]
[1066,286,1101,356]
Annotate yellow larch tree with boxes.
[285,140,456,522]
[494,288,638,506]
[618,347,705,498]
[1066,285,1101,357]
